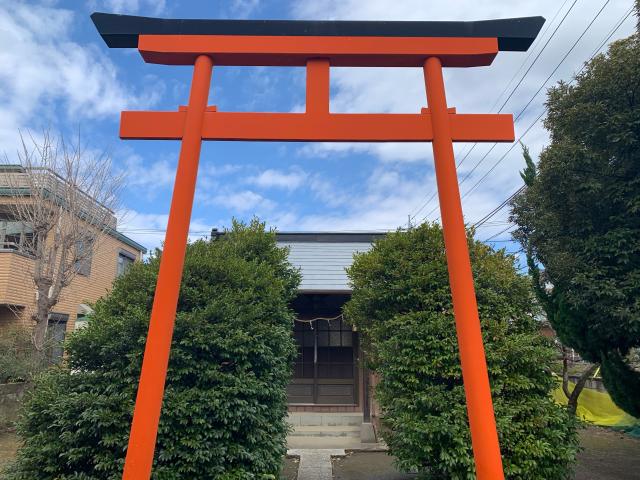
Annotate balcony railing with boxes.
[0,167,117,229]
[0,242,35,259]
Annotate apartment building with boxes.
[0,165,145,353]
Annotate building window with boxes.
[117,250,135,276]
[47,313,69,364]
[74,239,93,276]
[0,213,36,252]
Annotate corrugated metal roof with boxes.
[278,241,374,292]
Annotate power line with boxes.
[588,6,635,56]
[409,144,472,220]
[461,0,611,203]
[407,0,577,222]
[422,100,545,222]
[482,224,515,242]
[513,0,612,123]
[424,0,616,225]
[460,110,546,201]
[461,3,633,227]
[475,221,513,228]
[493,0,579,114]
[473,185,525,227]
[418,106,545,224]
[488,0,573,113]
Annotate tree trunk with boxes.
[32,280,54,352]
[562,347,571,398]
[567,363,599,415]
[32,314,48,352]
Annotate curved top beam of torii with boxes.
[91,12,544,67]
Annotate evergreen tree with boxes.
[515,145,598,416]
[510,28,640,416]
[346,224,578,479]
[5,220,300,480]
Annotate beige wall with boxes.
[0,225,143,333]
[0,251,33,308]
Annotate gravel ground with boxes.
[332,426,640,480]
[1,433,300,479]
[574,427,640,480]
[0,431,19,472]
[281,456,299,480]
[332,452,416,480]
[2,426,639,479]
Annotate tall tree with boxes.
[510,30,640,416]
[515,145,598,415]
[0,131,122,352]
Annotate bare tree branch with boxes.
[0,130,123,353]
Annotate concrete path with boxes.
[287,449,345,480]
[287,436,363,450]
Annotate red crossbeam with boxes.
[138,35,499,67]
[120,111,514,142]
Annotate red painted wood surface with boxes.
[120,111,514,142]
[138,34,499,67]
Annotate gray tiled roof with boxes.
[278,241,374,292]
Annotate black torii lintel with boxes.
[91,12,545,52]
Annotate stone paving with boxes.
[287,449,345,480]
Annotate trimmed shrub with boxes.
[346,223,578,479]
[5,220,299,479]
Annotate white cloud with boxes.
[88,0,168,16]
[230,0,260,18]
[117,209,212,252]
[261,165,432,231]
[206,190,276,213]
[306,175,351,208]
[248,168,308,190]
[123,154,176,194]
[0,3,162,156]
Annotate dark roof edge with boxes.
[209,229,387,243]
[91,13,545,52]
[276,232,387,243]
[296,289,353,294]
[106,228,147,254]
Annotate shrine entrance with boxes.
[290,317,357,405]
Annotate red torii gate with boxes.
[92,12,544,480]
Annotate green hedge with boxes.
[346,224,578,479]
[5,220,300,479]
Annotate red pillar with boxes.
[423,56,505,480]
[122,54,213,480]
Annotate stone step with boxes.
[289,425,361,438]
[287,413,364,427]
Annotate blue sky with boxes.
[0,0,636,256]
